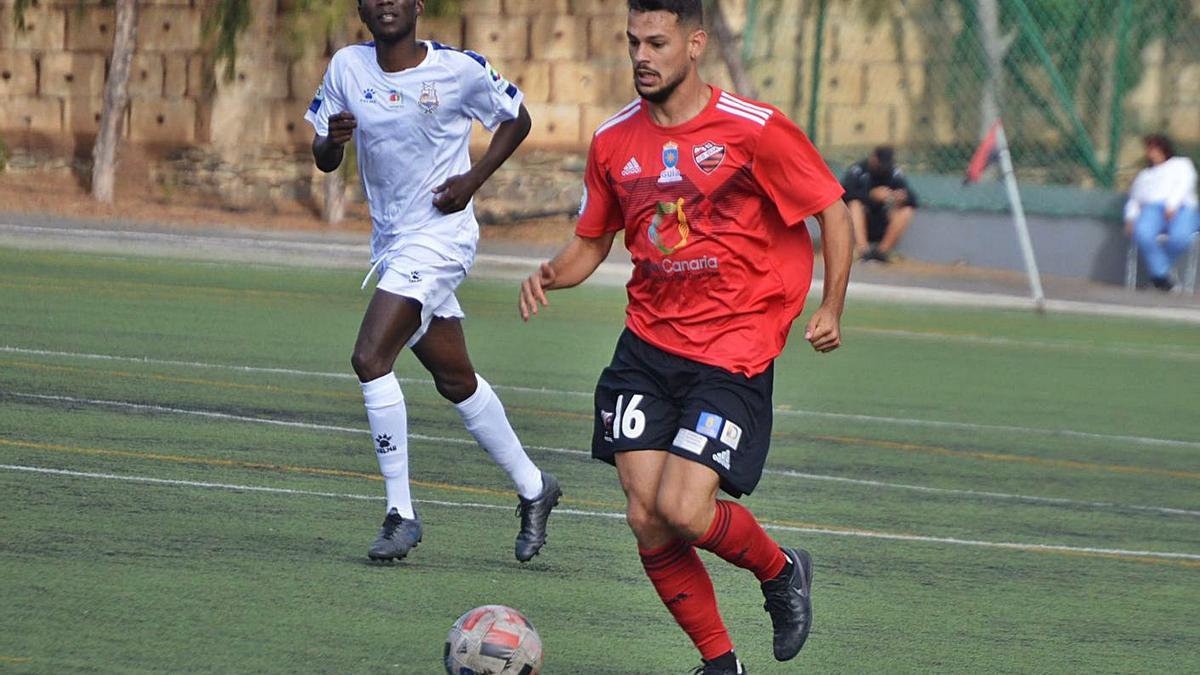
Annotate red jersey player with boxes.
[519,1,852,672]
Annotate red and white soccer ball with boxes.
[443,605,543,675]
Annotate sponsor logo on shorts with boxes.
[600,409,615,442]
[673,428,708,455]
[720,420,743,450]
[712,449,731,469]
[696,412,724,439]
[409,270,422,283]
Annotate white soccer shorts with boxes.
[372,247,467,348]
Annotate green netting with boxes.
[741,0,1200,208]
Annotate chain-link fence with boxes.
[739,0,1199,202]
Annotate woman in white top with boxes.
[1125,134,1199,291]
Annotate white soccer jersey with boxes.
[304,41,524,267]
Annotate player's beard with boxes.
[636,66,688,105]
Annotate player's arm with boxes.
[433,104,532,213]
[805,199,854,353]
[519,231,617,321]
[312,112,356,173]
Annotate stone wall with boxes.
[0,0,1195,206]
[0,0,206,149]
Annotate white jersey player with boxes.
[305,0,561,563]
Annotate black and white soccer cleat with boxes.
[368,507,422,561]
[514,472,562,562]
[760,547,814,661]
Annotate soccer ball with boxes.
[443,605,543,675]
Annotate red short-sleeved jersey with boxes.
[577,88,845,376]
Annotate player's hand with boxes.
[519,262,555,321]
[805,305,843,353]
[432,173,482,214]
[327,112,356,146]
[1124,220,1134,237]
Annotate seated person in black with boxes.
[841,146,919,263]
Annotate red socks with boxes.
[695,500,787,582]
[638,502,785,660]
[639,540,733,660]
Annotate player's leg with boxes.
[615,451,737,671]
[594,330,739,672]
[659,366,813,662]
[351,288,425,560]
[877,204,914,256]
[411,315,560,562]
[1133,203,1172,285]
[1162,205,1198,271]
[864,205,891,261]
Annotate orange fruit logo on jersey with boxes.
[648,197,691,254]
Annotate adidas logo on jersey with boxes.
[621,157,643,177]
[713,449,731,470]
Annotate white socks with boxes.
[362,372,543,514]
[455,374,544,500]
[361,373,415,519]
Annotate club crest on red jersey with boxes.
[658,141,683,184]
[693,141,726,174]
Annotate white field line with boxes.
[9,391,1199,519]
[855,327,1200,362]
[3,463,1198,563]
[7,222,1200,325]
[5,345,1199,450]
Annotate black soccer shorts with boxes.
[591,328,774,497]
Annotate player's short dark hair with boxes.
[1144,133,1176,159]
[628,0,704,27]
[872,145,895,168]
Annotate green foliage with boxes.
[203,0,254,82]
[424,0,464,17]
[14,0,109,32]
[12,0,34,31]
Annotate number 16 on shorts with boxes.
[614,394,646,440]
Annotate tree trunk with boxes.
[92,0,138,204]
[322,31,348,226]
[710,0,759,99]
[323,168,346,225]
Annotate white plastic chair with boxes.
[1126,231,1200,293]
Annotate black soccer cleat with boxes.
[514,472,562,562]
[691,657,747,674]
[760,547,814,661]
[367,507,422,561]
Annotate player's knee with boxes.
[625,500,664,538]
[656,494,709,541]
[350,348,390,382]
[432,370,477,403]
